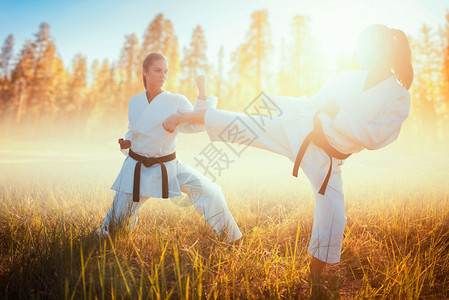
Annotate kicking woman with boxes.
[161,24,413,284]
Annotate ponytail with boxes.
[391,29,414,90]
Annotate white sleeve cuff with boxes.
[194,95,218,110]
[120,148,129,156]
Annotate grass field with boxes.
[0,132,448,299]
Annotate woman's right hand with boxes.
[118,138,131,149]
[162,113,181,133]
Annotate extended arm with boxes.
[175,95,217,133]
[164,76,216,133]
[162,110,206,133]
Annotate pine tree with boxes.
[440,10,449,134]
[180,25,208,100]
[48,51,67,119]
[444,11,449,90]
[229,10,272,108]
[26,22,63,125]
[163,19,180,91]
[0,34,14,114]
[119,33,140,94]
[278,38,290,95]
[290,15,308,92]
[215,45,225,103]
[229,42,253,109]
[141,13,164,59]
[184,25,208,77]
[31,22,51,104]
[41,43,66,121]
[289,15,323,96]
[0,34,14,80]
[87,59,122,134]
[84,59,100,130]
[68,53,87,119]
[411,24,441,137]
[11,39,35,122]
[246,10,272,91]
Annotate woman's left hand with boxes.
[118,138,131,149]
[162,114,180,133]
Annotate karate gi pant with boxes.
[98,162,242,243]
[204,108,346,263]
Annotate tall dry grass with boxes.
[0,132,448,299]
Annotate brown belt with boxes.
[292,113,351,195]
[129,149,176,202]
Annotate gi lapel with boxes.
[133,91,168,134]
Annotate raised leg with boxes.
[203,108,311,161]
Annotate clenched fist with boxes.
[118,138,131,149]
[162,113,181,133]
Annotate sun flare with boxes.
[306,1,376,70]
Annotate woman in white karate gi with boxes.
[162,25,413,284]
[97,53,242,243]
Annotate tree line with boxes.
[0,11,448,140]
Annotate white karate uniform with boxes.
[99,91,242,242]
[204,70,410,262]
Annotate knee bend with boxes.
[200,182,225,200]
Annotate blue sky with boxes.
[1,0,448,71]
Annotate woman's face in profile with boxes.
[144,59,168,88]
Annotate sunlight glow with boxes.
[307,1,368,70]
